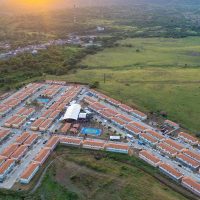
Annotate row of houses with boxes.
[84,96,149,136]
[20,136,60,184]
[0,132,39,182]
[19,135,130,184]
[178,132,199,146]
[88,90,147,120]
[40,84,62,99]
[18,134,199,197]
[4,115,26,129]
[0,128,11,143]
[137,133,200,172]
[139,150,200,197]
[0,83,43,117]
[31,86,83,132]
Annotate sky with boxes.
[0,0,74,12]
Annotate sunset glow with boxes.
[4,0,70,11]
[14,0,56,8]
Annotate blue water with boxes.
[37,98,50,104]
[81,127,102,136]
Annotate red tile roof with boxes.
[164,139,184,151]
[182,177,200,192]
[159,163,183,178]
[176,153,200,168]
[139,150,160,164]
[0,159,15,174]
[20,162,39,180]
[157,143,178,156]
[140,133,158,144]
[106,143,129,150]
[179,132,198,144]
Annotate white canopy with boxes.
[63,104,81,121]
[79,113,87,119]
[110,136,120,140]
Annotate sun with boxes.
[9,0,59,10]
[18,0,55,7]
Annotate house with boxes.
[20,162,40,184]
[178,132,199,146]
[157,142,178,157]
[0,159,15,182]
[159,163,183,182]
[105,142,129,154]
[139,133,158,147]
[59,136,82,146]
[176,153,200,171]
[44,136,59,151]
[164,120,179,129]
[181,177,200,197]
[34,148,51,166]
[164,139,184,152]
[82,139,106,150]
[139,150,161,167]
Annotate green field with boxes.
[47,37,200,132]
[82,37,200,68]
[0,147,191,200]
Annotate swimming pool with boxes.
[81,127,102,136]
[37,98,50,104]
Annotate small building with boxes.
[110,136,120,141]
[145,129,165,141]
[139,133,158,147]
[124,124,141,137]
[132,110,147,121]
[82,139,106,150]
[11,145,28,161]
[24,133,39,147]
[163,138,184,152]
[182,149,200,163]
[181,177,200,197]
[44,136,59,151]
[176,153,200,171]
[15,132,30,145]
[156,142,178,158]
[111,117,126,129]
[20,162,40,184]
[139,150,161,167]
[106,142,129,154]
[159,163,183,182]
[0,159,15,182]
[59,136,82,146]
[34,148,51,166]
[178,132,199,146]
[164,120,179,129]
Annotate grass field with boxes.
[47,67,200,132]
[81,37,200,68]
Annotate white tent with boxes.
[63,104,81,121]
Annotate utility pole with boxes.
[73,0,77,24]
[103,73,106,84]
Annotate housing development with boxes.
[0,80,199,197]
